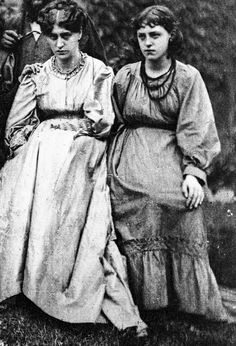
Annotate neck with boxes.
[145,56,172,78]
[56,51,81,72]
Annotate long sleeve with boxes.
[83,64,115,139]
[176,67,221,184]
[111,65,133,132]
[5,74,39,152]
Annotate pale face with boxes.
[46,24,82,63]
[137,25,171,62]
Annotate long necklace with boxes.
[140,59,176,100]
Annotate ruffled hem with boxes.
[220,286,236,323]
[122,244,228,321]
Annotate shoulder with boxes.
[85,54,113,78]
[115,61,141,83]
[22,59,51,89]
[174,60,205,95]
[175,60,202,83]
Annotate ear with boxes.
[78,30,83,41]
[169,29,176,41]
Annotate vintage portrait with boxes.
[0,0,235,345]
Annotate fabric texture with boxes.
[108,60,231,321]
[0,55,146,331]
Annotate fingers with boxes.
[1,30,19,49]
[186,184,194,208]
[4,30,19,39]
[19,63,43,83]
[182,180,188,198]
[29,63,43,74]
[189,187,204,209]
[182,175,204,210]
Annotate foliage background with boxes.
[85,0,236,193]
[0,2,235,344]
[84,0,236,289]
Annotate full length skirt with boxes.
[108,126,230,321]
[0,117,146,331]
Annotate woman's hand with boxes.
[19,63,43,83]
[182,174,204,209]
[1,30,19,49]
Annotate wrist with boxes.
[184,174,204,186]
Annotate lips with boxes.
[56,51,68,55]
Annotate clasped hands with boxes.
[182,174,204,209]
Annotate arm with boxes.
[0,30,19,50]
[5,74,39,156]
[80,63,115,139]
[176,67,220,207]
[111,65,132,133]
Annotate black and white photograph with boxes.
[0,0,235,345]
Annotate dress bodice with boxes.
[35,54,94,118]
[112,60,221,183]
[5,54,115,148]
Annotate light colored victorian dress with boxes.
[108,60,235,321]
[0,54,146,331]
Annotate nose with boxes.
[145,36,152,47]
[56,36,64,49]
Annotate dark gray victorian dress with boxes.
[108,60,229,320]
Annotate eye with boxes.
[61,33,72,40]
[151,33,160,39]
[137,34,145,40]
[48,34,57,40]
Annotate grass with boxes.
[0,198,235,345]
[205,199,236,288]
[0,295,236,346]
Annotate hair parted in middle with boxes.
[132,5,183,57]
[37,0,87,35]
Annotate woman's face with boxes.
[46,24,82,62]
[137,24,171,62]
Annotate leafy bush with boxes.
[88,0,236,192]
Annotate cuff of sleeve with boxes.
[183,165,207,185]
[9,132,27,151]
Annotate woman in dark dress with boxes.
[108,5,232,321]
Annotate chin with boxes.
[146,56,159,62]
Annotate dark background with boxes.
[85,0,236,195]
[0,0,236,287]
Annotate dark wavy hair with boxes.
[24,0,49,21]
[37,0,87,35]
[132,5,183,57]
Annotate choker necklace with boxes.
[140,59,176,101]
[51,54,85,79]
[53,56,79,74]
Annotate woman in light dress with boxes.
[108,5,235,322]
[0,0,147,335]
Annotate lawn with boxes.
[0,197,235,345]
[0,295,236,346]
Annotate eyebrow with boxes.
[50,32,72,36]
[138,29,162,33]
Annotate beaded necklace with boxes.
[51,53,86,79]
[140,59,176,100]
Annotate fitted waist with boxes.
[38,111,82,122]
[123,121,176,131]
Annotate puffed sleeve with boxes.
[5,74,40,153]
[83,63,115,139]
[176,67,221,184]
[112,65,132,127]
